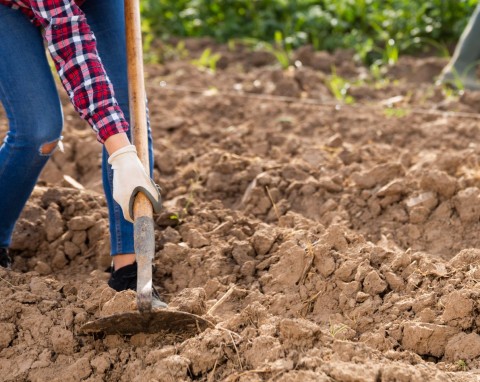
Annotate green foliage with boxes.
[328,319,350,338]
[327,67,355,104]
[191,48,222,71]
[456,359,468,371]
[241,33,292,69]
[140,0,477,65]
[383,107,409,118]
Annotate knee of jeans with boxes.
[39,136,63,156]
[11,106,64,152]
[32,113,64,156]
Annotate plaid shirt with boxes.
[0,0,129,143]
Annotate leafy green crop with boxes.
[140,0,477,65]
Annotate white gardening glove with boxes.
[108,145,162,223]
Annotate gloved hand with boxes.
[108,145,162,223]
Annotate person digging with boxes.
[0,0,167,308]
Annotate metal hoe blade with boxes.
[80,310,214,337]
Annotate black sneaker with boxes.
[0,248,12,269]
[108,262,167,308]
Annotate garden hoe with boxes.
[80,0,212,337]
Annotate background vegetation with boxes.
[139,0,478,65]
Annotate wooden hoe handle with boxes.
[125,0,154,312]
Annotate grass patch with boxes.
[140,0,476,66]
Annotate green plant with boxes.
[442,84,463,99]
[326,67,355,104]
[163,41,189,61]
[456,359,468,371]
[169,175,201,223]
[140,0,477,66]
[262,31,292,69]
[384,38,399,66]
[329,319,349,339]
[383,107,409,118]
[239,34,292,69]
[192,48,222,72]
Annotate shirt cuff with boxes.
[90,106,130,144]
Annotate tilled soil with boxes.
[2,41,480,381]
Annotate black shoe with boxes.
[0,248,12,269]
[108,262,167,308]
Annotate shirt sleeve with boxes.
[29,0,129,143]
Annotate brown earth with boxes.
[2,40,480,381]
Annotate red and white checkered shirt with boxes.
[0,0,129,143]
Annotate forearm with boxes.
[30,0,129,144]
[104,133,131,155]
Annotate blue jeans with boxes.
[0,0,153,255]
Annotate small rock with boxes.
[87,220,108,247]
[67,216,96,231]
[401,322,460,357]
[356,291,370,303]
[318,177,343,192]
[441,290,474,329]
[449,248,480,269]
[72,230,87,246]
[181,331,227,375]
[182,228,209,248]
[380,364,423,382]
[160,226,181,244]
[63,358,91,380]
[338,280,361,298]
[355,260,374,282]
[326,134,343,148]
[445,332,480,361]
[90,355,111,375]
[276,370,327,382]
[34,261,52,276]
[252,229,276,256]
[240,261,256,277]
[244,335,284,369]
[155,150,177,175]
[145,346,176,365]
[157,117,185,130]
[319,199,338,215]
[139,355,191,381]
[409,206,432,224]
[232,241,255,265]
[376,179,406,197]
[45,205,64,241]
[313,246,336,278]
[278,318,321,348]
[335,260,357,282]
[363,270,387,295]
[101,290,137,317]
[0,323,15,348]
[50,326,75,355]
[161,242,189,262]
[29,277,55,297]
[405,192,437,210]
[64,241,81,259]
[384,271,404,291]
[168,288,206,315]
[417,308,436,323]
[453,187,480,223]
[351,163,404,189]
[322,362,380,382]
[420,170,457,198]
